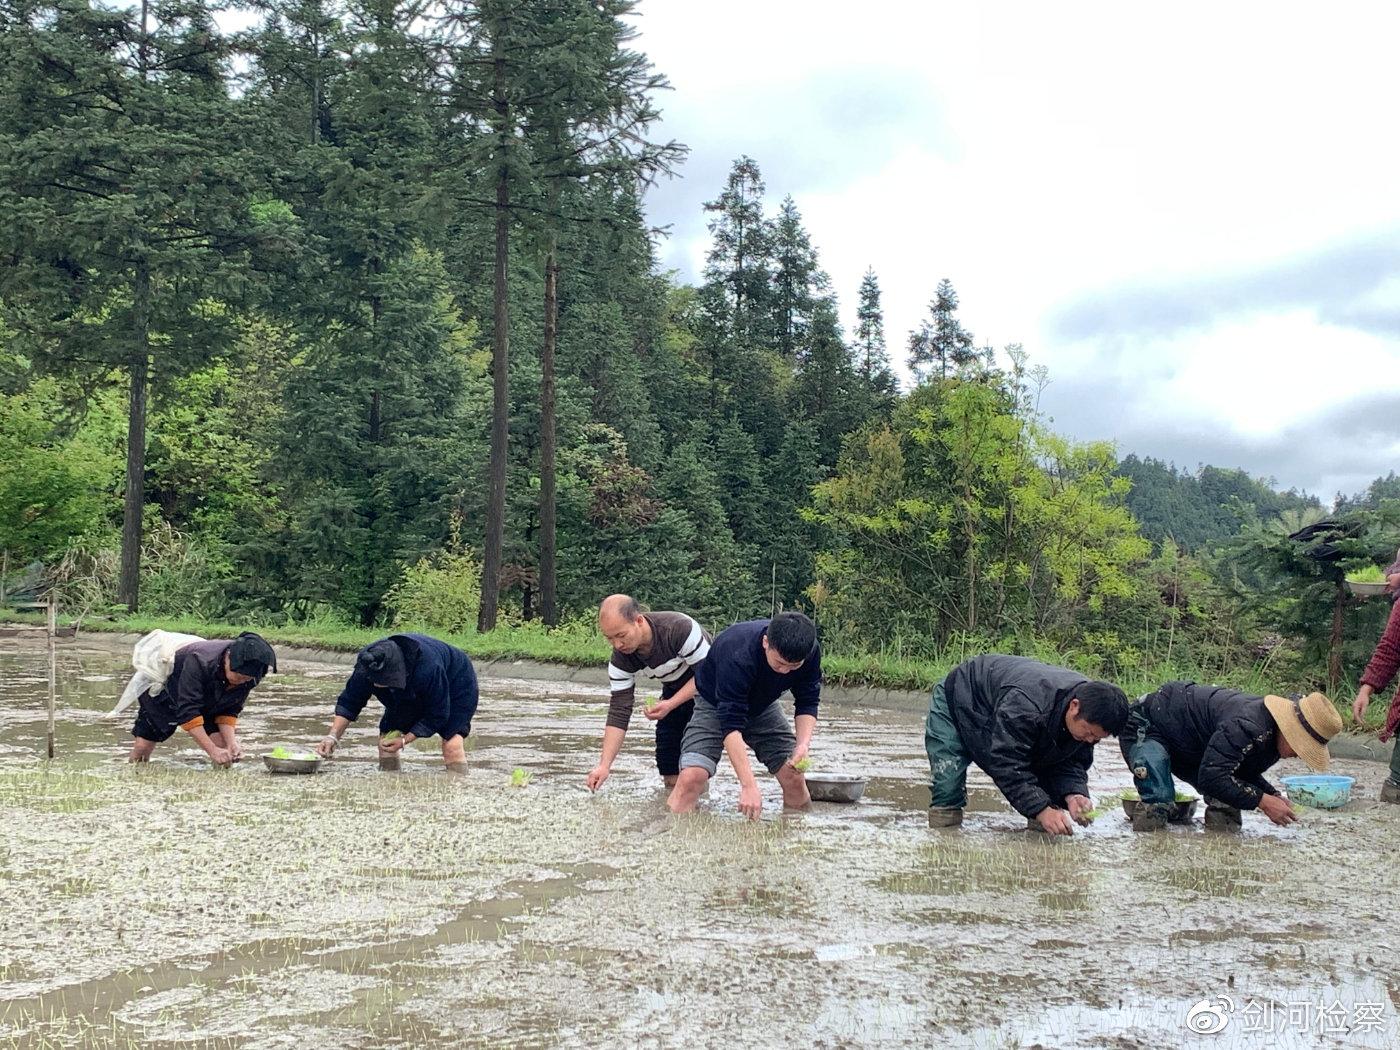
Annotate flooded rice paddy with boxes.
[0,633,1397,1048]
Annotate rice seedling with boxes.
[510,768,532,788]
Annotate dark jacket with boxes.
[941,655,1095,818]
[334,633,478,739]
[158,639,257,729]
[1131,681,1281,810]
[695,619,822,735]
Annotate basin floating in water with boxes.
[805,773,866,803]
[1281,774,1354,809]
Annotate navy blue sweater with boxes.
[334,633,479,739]
[695,619,822,734]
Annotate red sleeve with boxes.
[1361,599,1400,693]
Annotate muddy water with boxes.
[0,634,1397,1048]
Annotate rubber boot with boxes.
[1131,804,1170,832]
[1204,801,1242,831]
[928,806,964,828]
[1380,780,1400,805]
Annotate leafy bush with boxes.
[384,525,482,633]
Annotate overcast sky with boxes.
[630,1,1400,502]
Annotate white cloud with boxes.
[630,1,1400,498]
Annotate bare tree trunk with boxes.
[1328,580,1346,693]
[118,262,151,612]
[478,52,510,633]
[539,234,559,626]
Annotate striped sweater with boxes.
[605,613,711,730]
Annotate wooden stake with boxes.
[46,592,56,759]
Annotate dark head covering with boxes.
[357,639,407,689]
[228,632,276,680]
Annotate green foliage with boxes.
[384,522,483,634]
[0,378,117,563]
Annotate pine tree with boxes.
[907,277,976,383]
[854,267,897,400]
[523,0,683,625]
[769,196,827,359]
[702,156,773,347]
[0,0,260,611]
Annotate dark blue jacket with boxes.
[334,633,478,739]
[695,619,821,734]
[942,655,1096,818]
[1130,681,1281,810]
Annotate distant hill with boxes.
[1117,454,1323,549]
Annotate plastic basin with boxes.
[1281,775,1354,809]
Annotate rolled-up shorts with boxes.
[678,698,796,776]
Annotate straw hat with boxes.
[1263,692,1343,772]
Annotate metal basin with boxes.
[805,773,867,803]
[262,754,324,775]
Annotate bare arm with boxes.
[187,724,230,766]
[316,714,352,757]
[587,726,627,790]
[725,730,763,820]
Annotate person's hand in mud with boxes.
[315,734,339,759]
[1352,684,1373,727]
[226,738,244,763]
[1035,806,1075,835]
[738,780,763,821]
[1258,793,1298,826]
[207,746,233,769]
[586,764,611,792]
[1064,793,1094,825]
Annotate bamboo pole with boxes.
[46,592,56,759]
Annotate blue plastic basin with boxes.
[1281,775,1354,809]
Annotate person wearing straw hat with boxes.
[1350,547,1400,805]
[1121,681,1343,831]
[314,633,478,773]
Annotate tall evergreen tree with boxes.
[907,277,976,383]
[0,0,258,611]
[769,195,826,359]
[854,267,896,397]
[702,156,772,348]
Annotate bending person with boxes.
[926,655,1127,835]
[586,595,710,791]
[1123,682,1342,830]
[316,633,478,772]
[128,633,277,767]
[667,612,821,821]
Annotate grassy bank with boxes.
[1,609,1386,730]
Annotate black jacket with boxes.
[1131,681,1281,810]
[941,655,1095,818]
[334,633,479,739]
[158,639,256,727]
